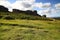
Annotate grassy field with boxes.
[0,12,60,40]
[0,19,60,40]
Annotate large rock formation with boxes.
[13,9,40,16]
[0,5,41,16]
[0,5,8,12]
[13,9,25,13]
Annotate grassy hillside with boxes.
[0,12,53,21]
[0,12,60,40]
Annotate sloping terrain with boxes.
[0,19,60,40]
[0,12,60,40]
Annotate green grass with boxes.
[0,19,60,40]
[0,12,60,40]
[0,12,53,20]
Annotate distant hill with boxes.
[52,17,60,20]
[0,5,55,21]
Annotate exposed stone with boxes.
[13,9,41,16]
[0,5,41,16]
[0,5,8,12]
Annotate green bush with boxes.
[0,16,3,19]
[4,16,15,20]
[0,12,54,20]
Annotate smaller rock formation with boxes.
[42,15,46,17]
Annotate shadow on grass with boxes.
[0,23,44,29]
[0,16,3,19]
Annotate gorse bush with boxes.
[4,16,15,20]
[0,16,3,19]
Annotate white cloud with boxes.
[0,0,60,17]
[17,0,35,4]
[38,8,60,17]
[38,9,51,15]
[0,0,51,11]
[0,0,7,1]
[34,3,43,8]
[11,0,35,11]
[43,3,51,8]
[55,3,60,9]
[34,3,51,9]
[43,9,51,14]
[0,1,12,12]
[0,0,35,11]
[0,1,11,7]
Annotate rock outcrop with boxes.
[0,5,41,16]
[0,5,8,12]
[13,9,25,13]
[13,9,40,16]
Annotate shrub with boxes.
[4,16,15,20]
[0,16,3,19]
[2,29,10,32]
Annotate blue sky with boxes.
[1,0,60,17]
[36,0,60,17]
[8,0,60,4]
[36,0,60,4]
[8,0,16,3]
